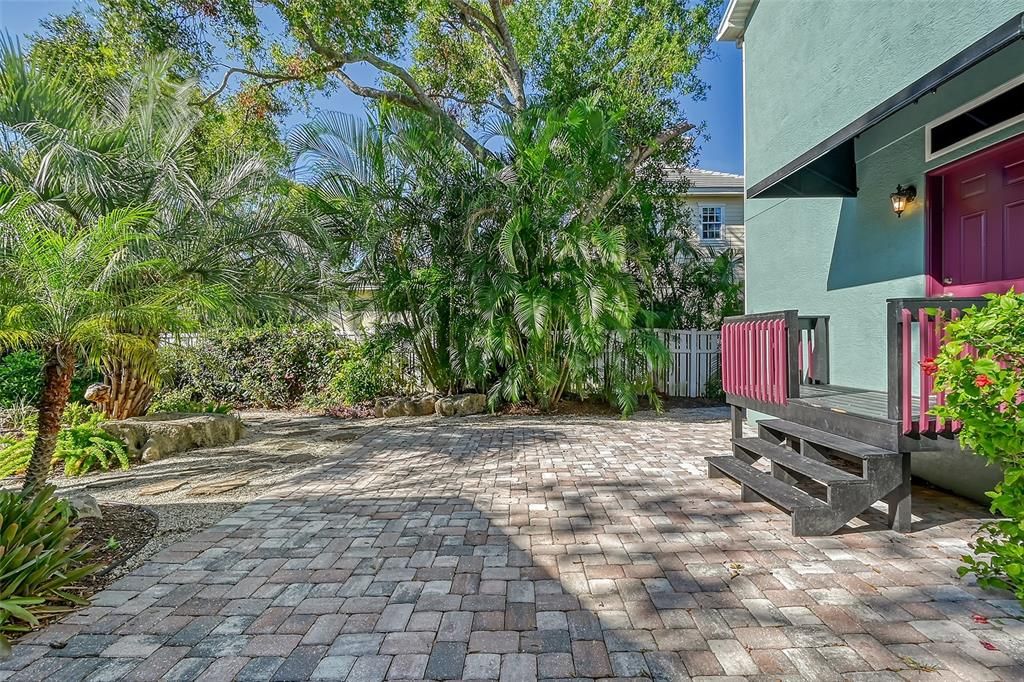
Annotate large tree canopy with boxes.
[38,0,720,167]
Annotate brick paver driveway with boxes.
[5,409,1023,681]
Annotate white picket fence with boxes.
[651,329,721,397]
[592,329,721,398]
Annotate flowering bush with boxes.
[931,292,1024,601]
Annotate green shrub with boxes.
[0,351,100,408]
[158,324,354,408]
[148,389,231,415]
[0,487,100,656]
[0,410,127,479]
[0,352,43,409]
[704,369,725,402]
[303,338,406,408]
[932,292,1024,602]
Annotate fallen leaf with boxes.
[981,641,998,651]
[900,655,938,673]
[972,614,990,624]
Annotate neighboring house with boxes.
[665,167,746,277]
[710,2,1024,535]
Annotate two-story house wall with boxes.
[708,1,1024,533]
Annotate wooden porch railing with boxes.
[722,310,817,405]
[797,315,830,385]
[886,297,987,435]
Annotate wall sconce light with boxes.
[890,184,917,217]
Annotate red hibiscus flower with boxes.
[975,374,994,388]
[920,358,939,376]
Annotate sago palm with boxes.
[0,194,189,490]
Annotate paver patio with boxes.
[4,409,1023,681]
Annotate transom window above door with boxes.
[700,206,724,242]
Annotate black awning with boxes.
[747,12,1024,200]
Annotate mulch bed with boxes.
[74,503,158,593]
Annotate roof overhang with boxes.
[748,12,1024,200]
[717,0,758,44]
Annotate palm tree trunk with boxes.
[23,346,75,492]
[101,355,155,419]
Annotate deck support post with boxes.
[885,452,912,532]
[730,405,746,440]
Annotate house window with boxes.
[926,73,1024,160]
[700,206,724,242]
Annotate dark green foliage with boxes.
[0,486,100,656]
[147,391,232,415]
[157,324,355,408]
[0,351,100,408]
[932,293,1024,603]
[323,341,404,407]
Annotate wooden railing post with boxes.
[886,300,903,422]
[784,310,801,399]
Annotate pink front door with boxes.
[930,134,1024,297]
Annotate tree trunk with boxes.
[101,355,155,419]
[23,346,75,492]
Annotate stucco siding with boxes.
[745,39,1024,391]
[743,0,1023,187]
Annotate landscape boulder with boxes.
[65,493,102,519]
[374,393,487,418]
[84,383,111,406]
[376,395,436,418]
[100,412,244,464]
[435,393,488,417]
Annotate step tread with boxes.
[734,438,867,484]
[705,456,830,512]
[759,419,896,458]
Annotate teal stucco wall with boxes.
[743,12,1024,391]
[743,0,1024,187]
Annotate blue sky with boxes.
[1,0,744,174]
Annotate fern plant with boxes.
[0,436,32,479]
[56,419,129,477]
[0,414,128,479]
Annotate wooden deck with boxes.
[796,384,913,422]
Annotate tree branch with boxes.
[486,0,527,109]
[448,0,527,111]
[201,66,302,105]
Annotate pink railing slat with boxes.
[900,305,966,436]
[774,320,787,404]
[918,308,931,432]
[721,315,790,406]
[901,308,912,434]
[934,312,946,432]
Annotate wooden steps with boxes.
[733,438,865,485]
[757,419,894,458]
[707,418,911,536]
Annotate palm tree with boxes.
[0,41,327,417]
[291,107,488,394]
[0,194,188,490]
[476,99,668,414]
